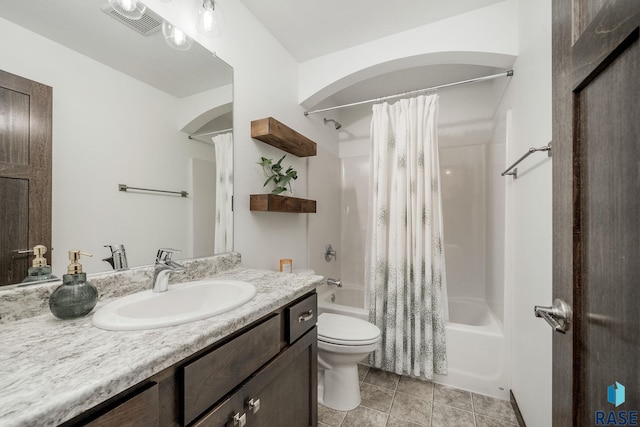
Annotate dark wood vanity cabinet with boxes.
[193,326,317,427]
[83,382,160,427]
[190,293,318,427]
[64,292,317,427]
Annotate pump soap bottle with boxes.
[49,251,98,320]
[20,245,57,284]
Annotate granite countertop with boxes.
[0,262,320,427]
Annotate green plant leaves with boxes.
[258,155,298,194]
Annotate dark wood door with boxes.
[552,0,640,424]
[0,69,52,286]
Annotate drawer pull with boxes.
[298,309,314,323]
[232,412,247,427]
[248,398,261,414]
[232,412,246,427]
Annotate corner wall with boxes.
[495,1,553,426]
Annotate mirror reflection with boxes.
[0,0,233,284]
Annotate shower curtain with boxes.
[212,132,233,253]
[365,94,449,379]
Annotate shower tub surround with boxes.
[0,253,322,427]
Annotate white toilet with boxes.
[317,312,381,411]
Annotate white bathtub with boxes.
[317,284,368,321]
[317,284,510,399]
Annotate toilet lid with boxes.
[317,313,381,346]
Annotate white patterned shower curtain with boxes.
[366,94,449,379]
[212,132,233,253]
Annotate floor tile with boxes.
[319,368,522,427]
[433,383,473,411]
[386,416,427,427]
[475,413,520,427]
[318,403,347,427]
[364,367,401,391]
[472,393,519,424]
[397,375,434,400]
[361,382,395,413]
[342,405,389,427]
[431,402,475,427]
[389,391,432,426]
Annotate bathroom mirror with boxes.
[0,0,233,280]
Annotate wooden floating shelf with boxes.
[250,194,316,213]
[251,117,317,157]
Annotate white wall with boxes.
[298,0,518,107]
[495,1,553,426]
[144,0,340,272]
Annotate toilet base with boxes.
[318,364,361,411]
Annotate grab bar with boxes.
[501,142,552,179]
[119,184,189,198]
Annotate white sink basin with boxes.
[92,279,256,331]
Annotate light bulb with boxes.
[120,0,136,11]
[197,0,225,38]
[109,0,146,20]
[162,21,193,51]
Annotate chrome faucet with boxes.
[327,278,342,288]
[152,248,185,293]
[103,244,128,271]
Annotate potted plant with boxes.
[258,155,298,195]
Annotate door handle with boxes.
[534,298,572,334]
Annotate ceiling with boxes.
[239,0,508,62]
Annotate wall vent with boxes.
[101,6,162,36]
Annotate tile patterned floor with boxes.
[318,365,519,427]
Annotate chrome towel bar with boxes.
[501,142,552,179]
[119,184,189,197]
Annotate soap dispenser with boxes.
[20,245,57,284]
[49,251,98,320]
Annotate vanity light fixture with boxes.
[162,20,193,50]
[108,0,146,20]
[196,0,225,38]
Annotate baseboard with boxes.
[510,390,527,427]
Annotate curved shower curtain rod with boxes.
[303,70,514,116]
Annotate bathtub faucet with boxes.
[327,278,342,287]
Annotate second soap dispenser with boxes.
[49,251,98,320]
[20,245,57,284]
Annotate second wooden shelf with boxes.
[250,194,316,213]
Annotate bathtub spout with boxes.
[327,278,342,287]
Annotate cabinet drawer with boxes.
[182,314,281,425]
[286,293,317,344]
[85,382,159,427]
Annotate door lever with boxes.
[534,298,572,334]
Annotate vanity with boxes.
[0,253,321,427]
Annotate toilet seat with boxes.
[317,313,380,346]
